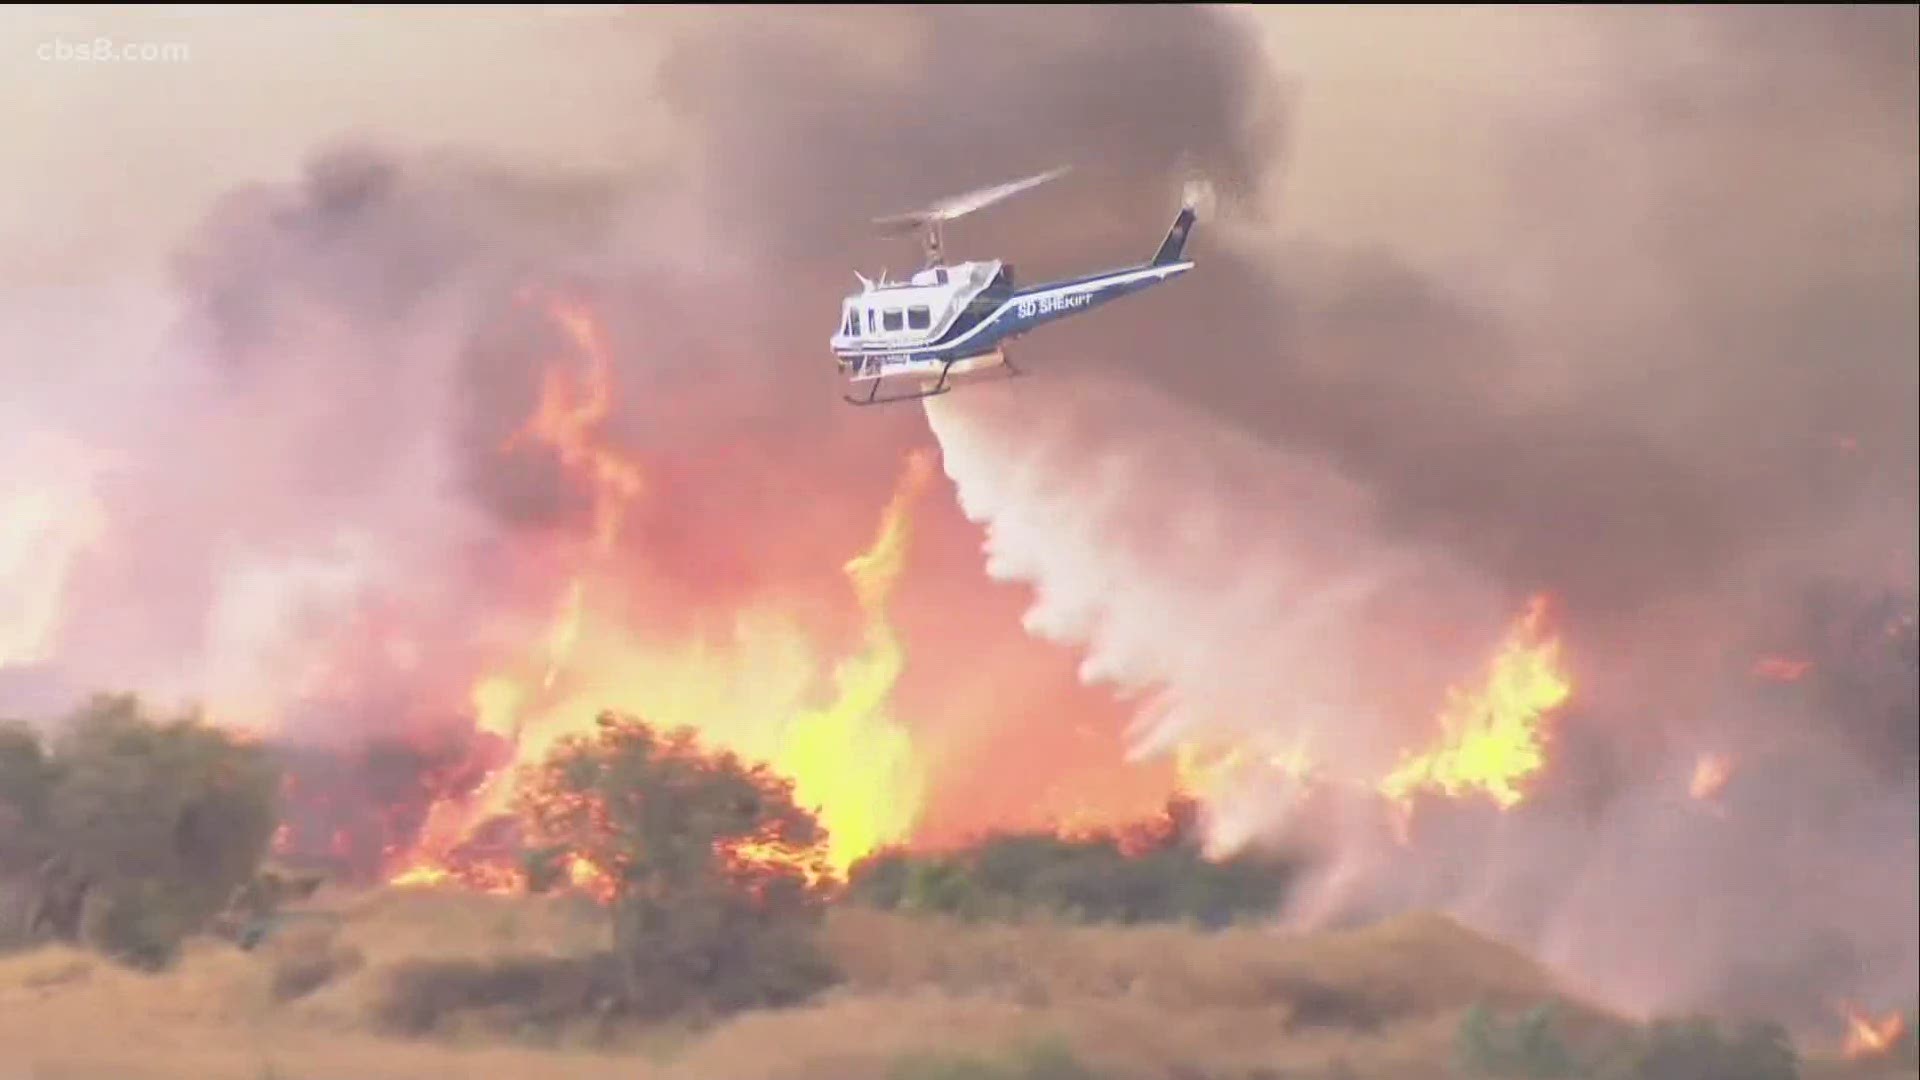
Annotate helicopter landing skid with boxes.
[842,356,1024,407]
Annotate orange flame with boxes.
[771,449,931,878]
[1751,655,1814,682]
[720,836,835,892]
[388,290,642,896]
[1174,735,1315,805]
[387,292,929,895]
[1839,1002,1907,1060]
[1689,752,1735,804]
[560,851,617,904]
[1378,594,1571,812]
[501,293,642,557]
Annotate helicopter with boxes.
[830,166,1201,406]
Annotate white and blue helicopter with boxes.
[830,167,1201,406]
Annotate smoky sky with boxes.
[656,6,1282,263]
[147,3,1298,632]
[642,5,1917,621]
[176,1,1918,634]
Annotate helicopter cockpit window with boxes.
[845,309,860,337]
[882,309,904,332]
[906,306,931,331]
[867,309,877,333]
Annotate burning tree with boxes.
[513,710,839,1016]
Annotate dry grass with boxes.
[822,906,1571,1017]
[0,887,1899,1080]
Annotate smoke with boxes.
[4,3,1914,1033]
[911,3,1918,1033]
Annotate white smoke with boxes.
[924,370,1519,845]
[924,365,1920,1030]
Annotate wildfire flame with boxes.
[1689,752,1735,804]
[501,293,643,558]
[1751,655,1814,683]
[1174,743,1250,802]
[1174,734,1316,803]
[772,450,932,878]
[1839,1002,1908,1060]
[0,452,105,669]
[1378,593,1572,812]
[384,291,930,895]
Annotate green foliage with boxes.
[0,695,282,967]
[0,722,58,896]
[514,711,842,1018]
[0,721,56,837]
[848,797,1296,928]
[1456,1002,1802,1080]
[1455,1001,1582,1078]
[886,1035,1106,1080]
[1597,1016,1797,1080]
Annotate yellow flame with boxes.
[387,864,454,890]
[472,675,526,740]
[1379,594,1570,811]
[541,579,587,691]
[1840,1003,1907,1060]
[1174,732,1316,807]
[0,470,104,668]
[1174,743,1253,801]
[1268,734,1317,783]
[1689,752,1735,803]
[392,292,933,891]
[776,450,932,876]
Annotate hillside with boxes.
[3,886,1904,1080]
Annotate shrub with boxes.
[374,953,626,1039]
[0,721,56,841]
[513,712,843,1018]
[848,798,1297,928]
[886,1036,1106,1080]
[0,695,281,968]
[1455,1001,1582,1078]
[1597,1016,1797,1080]
[1456,1005,1803,1080]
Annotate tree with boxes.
[0,722,56,866]
[0,695,282,966]
[1597,1017,1797,1080]
[514,711,840,1016]
[1455,1001,1581,1078]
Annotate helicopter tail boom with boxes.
[1151,204,1199,267]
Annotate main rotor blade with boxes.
[871,165,1071,232]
